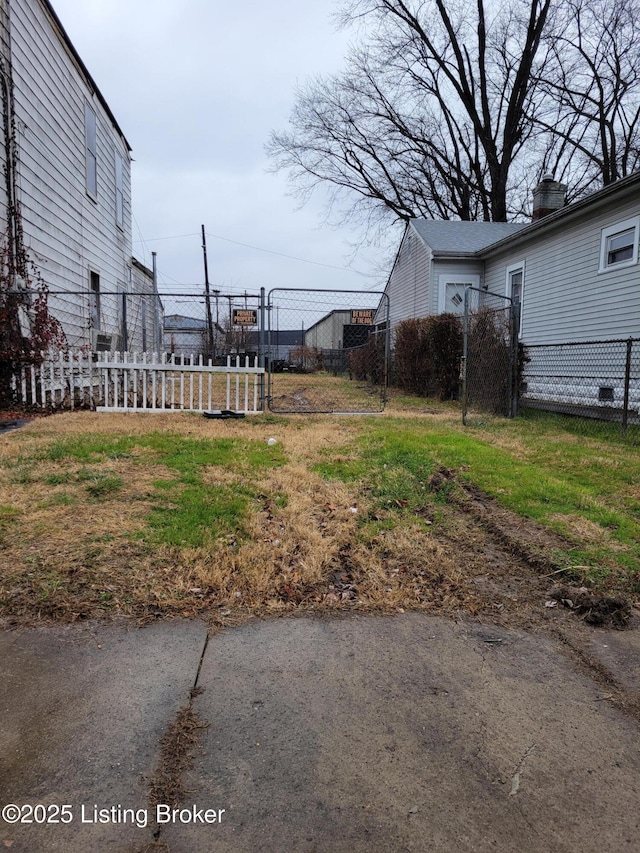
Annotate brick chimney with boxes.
[532,174,567,220]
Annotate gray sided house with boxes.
[0,0,152,351]
[164,315,207,359]
[382,172,640,415]
[480,173,640,344]
[382,220,526,330]
[129,259,163,353]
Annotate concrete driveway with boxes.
[1,613,639,852]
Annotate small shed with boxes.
[163,314,207,359]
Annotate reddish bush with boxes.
[348,334,386,384]
[392,314,462,399]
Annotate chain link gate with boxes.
[461,287,519,424]
[266,288,390,414]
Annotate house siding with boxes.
[305,311,351,349]
[0,1,9,239]
[483,197,640,344]
[385,226,431,331]
[7,0,132,348]
[129,261,163,353]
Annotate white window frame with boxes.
[438,274,480,314]
[599,216,640,273]
[505,261,525,336]
[115,150,124,228]
[85,103,97,199]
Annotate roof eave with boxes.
[431,250,481,259]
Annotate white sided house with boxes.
[0,0,156,351]
[382,172,640,417]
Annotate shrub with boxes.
[348,334,386,384]
[393,314,462,399]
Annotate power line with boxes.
[132,228,376,276]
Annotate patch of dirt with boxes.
[148,687,209,809]
[440,470,572,569]
[547,584,631,628]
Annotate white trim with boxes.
[505,261,525,337]
[598,216,640,273]
[437,274,480,314]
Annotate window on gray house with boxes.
[599,217,639,271]
[115,151,124,227]
[85,104,97,198]
[509,269,523,304]
[606,228,634,265]
[90,272,100,330]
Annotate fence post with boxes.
[259,286,266,411]
[622,337,632,437]
[383,294,390,404]
[509,300,520,418]
[121,290,128,352]
[461,287,469,425]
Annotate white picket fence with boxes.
[13,351,265,414]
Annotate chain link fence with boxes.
[521,338,640,440]
[267,288,389,413]
[38,290,263,363]
[4,289,267,410]
[462,290,519,424]
[5,287,393,415]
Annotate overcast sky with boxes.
[50,0,392,296]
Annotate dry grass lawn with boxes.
[0,410,477,625]
[3,396,635,628]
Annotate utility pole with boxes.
[201,225,215,358]
[152,251,161,352]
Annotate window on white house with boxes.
[90,271,100,330]
[115,151,124,228]
[85,104,97,198]
[599,217,640,271]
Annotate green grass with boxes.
[146,482,252,547]
[0,504,21,544]
[26,431,286,549]
[84,474,124,499]
[5,408,639,594]
[315,412,640,590]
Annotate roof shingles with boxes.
[411,220,527,254]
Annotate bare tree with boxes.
[268,0,640,232]
[536,0,640,188]
[269,0,554,224]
